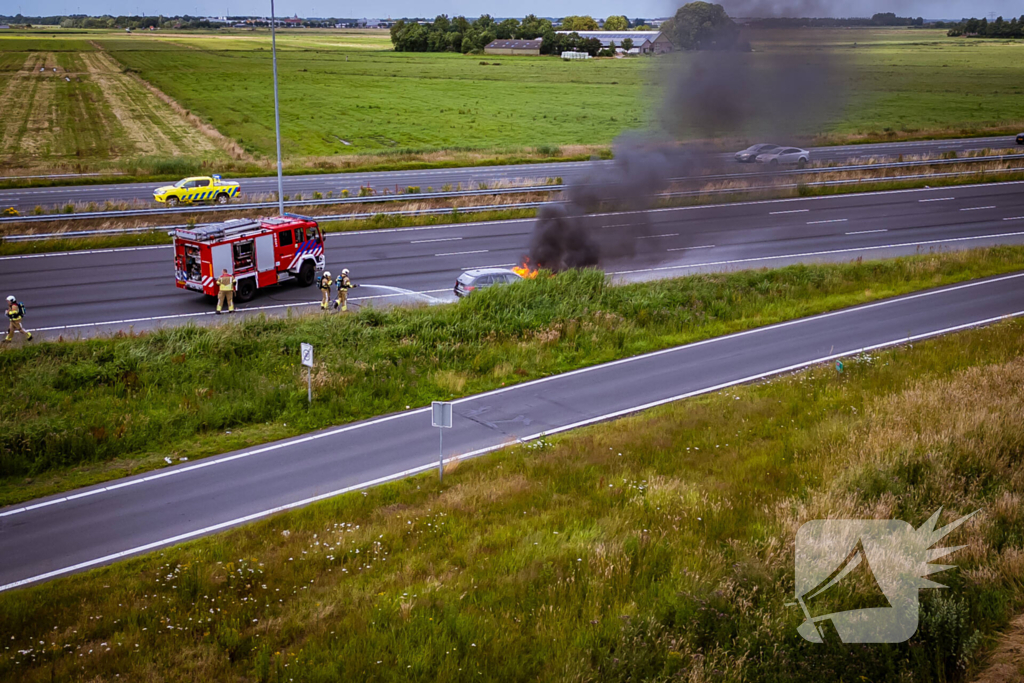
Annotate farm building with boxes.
[484,38,543,55]
[554,30,673,54]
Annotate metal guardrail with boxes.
[4,152,1024,226]
[0,184,565,225]
[5,163,1024,243]
[2,202,557,242]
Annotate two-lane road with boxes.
[2,271,1023,591]
[3,180,1024,338]
[1,135,1018,211]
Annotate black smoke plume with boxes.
[527,18,846,271]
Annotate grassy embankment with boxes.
[2,247,1023,507]
[3,308,1024,682]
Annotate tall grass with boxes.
[1,247,1023,505]
[2,317,1023,682]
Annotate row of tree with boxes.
[390,15,620,55]
[748,13,924,28]
[943,16,1024,38]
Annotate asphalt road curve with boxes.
[0,135,1018,211]
[1,272,1023,591]
[4,181,1024,339]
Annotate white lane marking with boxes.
[1004,216,1024,221]
[435,249,488,257]
[611,230,1024,277]
[4,305,1022,593]
[357,284,442,303]
[666,244,715,252]
[0,245,171,261]
[770,209,810,215]
[28,288,452,333]
[808,218,848,224]
[637,233,680,239]
[411,237,462,243]
[960,206,996,211]
[919,197,955,202]
[846,229,888,235]
[7,271,1023,520]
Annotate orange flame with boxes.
[512,257,539,279]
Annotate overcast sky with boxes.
[7,0,1021,21]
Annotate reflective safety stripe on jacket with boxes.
[320,277,333,291]
[339,276,353,290]
[6,306,20,321]
[218,276,235,292]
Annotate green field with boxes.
[3,27,1024,176]
[3,313,1022,682]
[99,31,648,158]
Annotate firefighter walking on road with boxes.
[4,295,32,342]
[333,268,356,311]
[318,271,333,310]
[216,269,236,314]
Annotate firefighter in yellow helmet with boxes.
[333,268,356,311]
[318,270,333,310]
[4,295,32,342]
[216,269,236,314]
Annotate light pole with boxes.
[270,0,285,215]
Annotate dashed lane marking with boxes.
[435,249,488,257]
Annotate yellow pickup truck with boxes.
[153,175,241,207]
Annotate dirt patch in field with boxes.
[972,613,1024,683]
[88,49,254,162]
[80,51,214,157]
[0,53,58,159]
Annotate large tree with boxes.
[561,15,599,31]
[662,1,739,50]
[603,15,629,30]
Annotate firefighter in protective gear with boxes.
[4,295,32,342]
[216,269,236,314]
[333,268,355,311]
[319,271,333,310]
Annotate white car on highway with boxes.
[756,147,811,167]
[734,143,780,163]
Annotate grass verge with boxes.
[2,247,1024,507]
[2,315,1023,681]
[6,165,1024,257]
[0,207,539,257]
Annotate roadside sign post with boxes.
[301,343,314,403]
[431,401,453,483]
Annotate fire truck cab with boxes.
[172,215,325,302]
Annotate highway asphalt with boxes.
[2,271,1023,591]
[3,180,1024,339]
[0,135,1019,211]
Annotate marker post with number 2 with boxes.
[301,343,314,404]
[432,401,453,483]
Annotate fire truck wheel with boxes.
[236,277,256,303]
[166,197,179,208]
[215,193,230,205]
[297,260,316,287]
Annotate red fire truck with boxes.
[172,215,325,302]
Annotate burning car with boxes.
[454,267,524,298]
